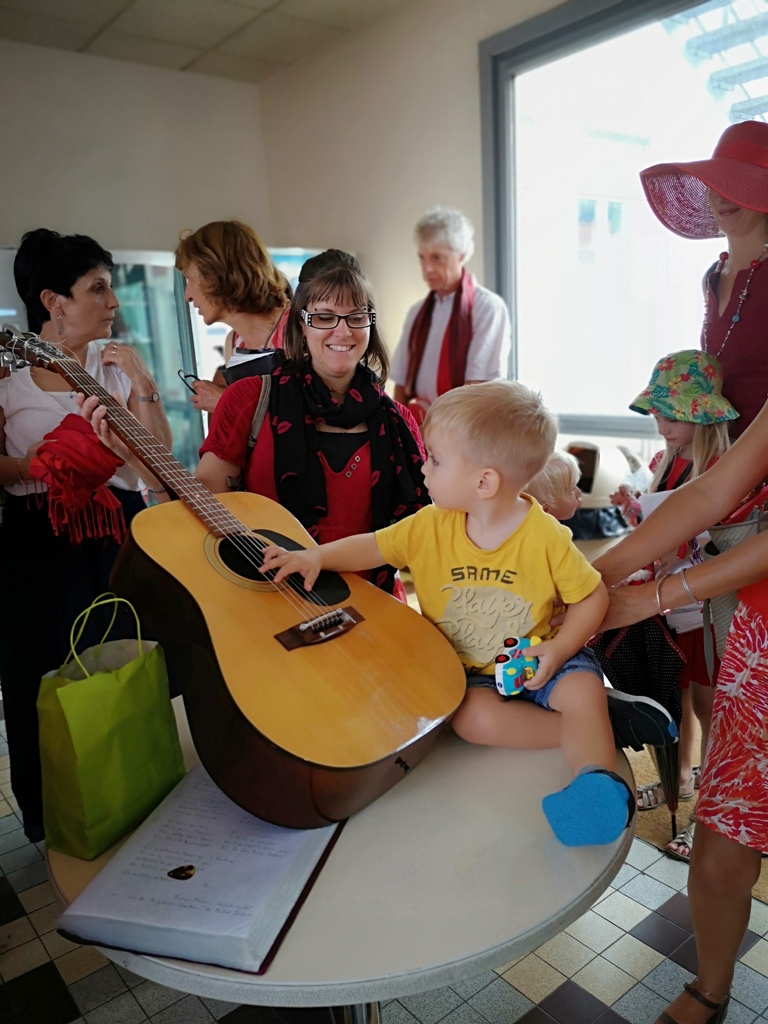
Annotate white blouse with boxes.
[0,341,142,496]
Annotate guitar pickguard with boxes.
[204,528,351,605]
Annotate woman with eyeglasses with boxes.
[195,250,429,596]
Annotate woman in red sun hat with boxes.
[592,122,768,1024]
[641,120,768,438]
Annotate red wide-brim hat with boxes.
[640,121,768,239]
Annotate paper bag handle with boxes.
[67,592,143,678]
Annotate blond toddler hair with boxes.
[527,450,581,509]
[423,380,558,483]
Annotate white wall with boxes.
[259,0,562,347]
[0,40,270,253]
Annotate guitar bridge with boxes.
[275,606,364,650]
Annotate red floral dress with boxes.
[696,599,768,850]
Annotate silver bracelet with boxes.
[679,567,703,606]
[655,572,672,617]
[146,486,166,494]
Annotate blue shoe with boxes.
[542,769,635,847]
[606,689,678,751]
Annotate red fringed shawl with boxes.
[404,269,475,401]
[28,414,127,545]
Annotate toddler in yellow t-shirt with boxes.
[261,381,677,847]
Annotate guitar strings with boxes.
[57,357,341,623]
[7,334,429,744]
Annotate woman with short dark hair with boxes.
[0,227,170,842]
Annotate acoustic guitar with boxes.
[0,331,466,828]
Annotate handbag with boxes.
[701,484,768,669]
[37,593,186,859]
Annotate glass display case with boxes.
[0,245,321,474]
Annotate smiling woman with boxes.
[194,249,430,598]
[0,227,171,843]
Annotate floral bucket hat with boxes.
[640,120,768,240]
[629,350,739,424]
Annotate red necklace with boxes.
[703,242,768,358]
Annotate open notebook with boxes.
[58,764,343,973]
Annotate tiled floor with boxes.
[3,712,768,1024]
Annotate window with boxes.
[481,0,768,437]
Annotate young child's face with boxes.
[653,415,696,454]
[421,427,475,508]
[544,484,582,522]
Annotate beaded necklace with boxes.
[704,241,768,358]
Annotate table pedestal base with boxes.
[342,1002,380,1024]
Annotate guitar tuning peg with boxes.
[13,358,26,370]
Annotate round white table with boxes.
[48,701,633,1022]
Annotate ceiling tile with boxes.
[221,0,277,10]
[0,7,94,49]
[222,0,283,9]
[0,0,129,20]
[113,0,257,51]
[84,29,202,70]
[219,9,343,62]
[277,0,406,31]
[187,49,284,83]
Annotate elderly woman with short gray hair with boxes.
[390,205,511,423]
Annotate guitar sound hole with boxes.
[217,529,351,606]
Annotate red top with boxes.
[200,376,425,584]
[701,261,768,437]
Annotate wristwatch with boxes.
[138,392,159,403]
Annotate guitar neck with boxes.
[54,357,240,539]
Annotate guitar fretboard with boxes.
[54,357,245,540]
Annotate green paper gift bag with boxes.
[37,593,186,860]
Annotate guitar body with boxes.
[111,492,466,828]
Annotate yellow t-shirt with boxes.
[376,498,600,675]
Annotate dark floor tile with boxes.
[0,873,26,925]
[2,961,80,1024]
[19,990,82,1024]
[738,928,762,958]
[539,980,609,1024]
[285,1010,336,1024]
[220,1008,290,1024]
[629,912,690,957]
[669,927,761,975]
[654,892,693,933]
[593,1013,631,1024]
[0,987,19,1024]
[669,934,698,974]
[517,1010,559,1024]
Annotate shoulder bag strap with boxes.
[247,375,271,452]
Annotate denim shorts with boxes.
[466,647,604,711]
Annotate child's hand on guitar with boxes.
[260,545,323,590]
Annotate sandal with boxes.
[637,782,666,811]
[637,776,696,811]
[657,981,730,1023]
[665,822,695,863]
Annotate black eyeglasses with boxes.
[178,369,200,393]
[300,309,376,330]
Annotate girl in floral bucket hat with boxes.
[640,121,768,438]
[631,349,736,493]
[631,349,738,423]
[619,350,735,863]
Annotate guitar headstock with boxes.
[0,328,65,371]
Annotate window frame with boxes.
[479,0,698,437]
